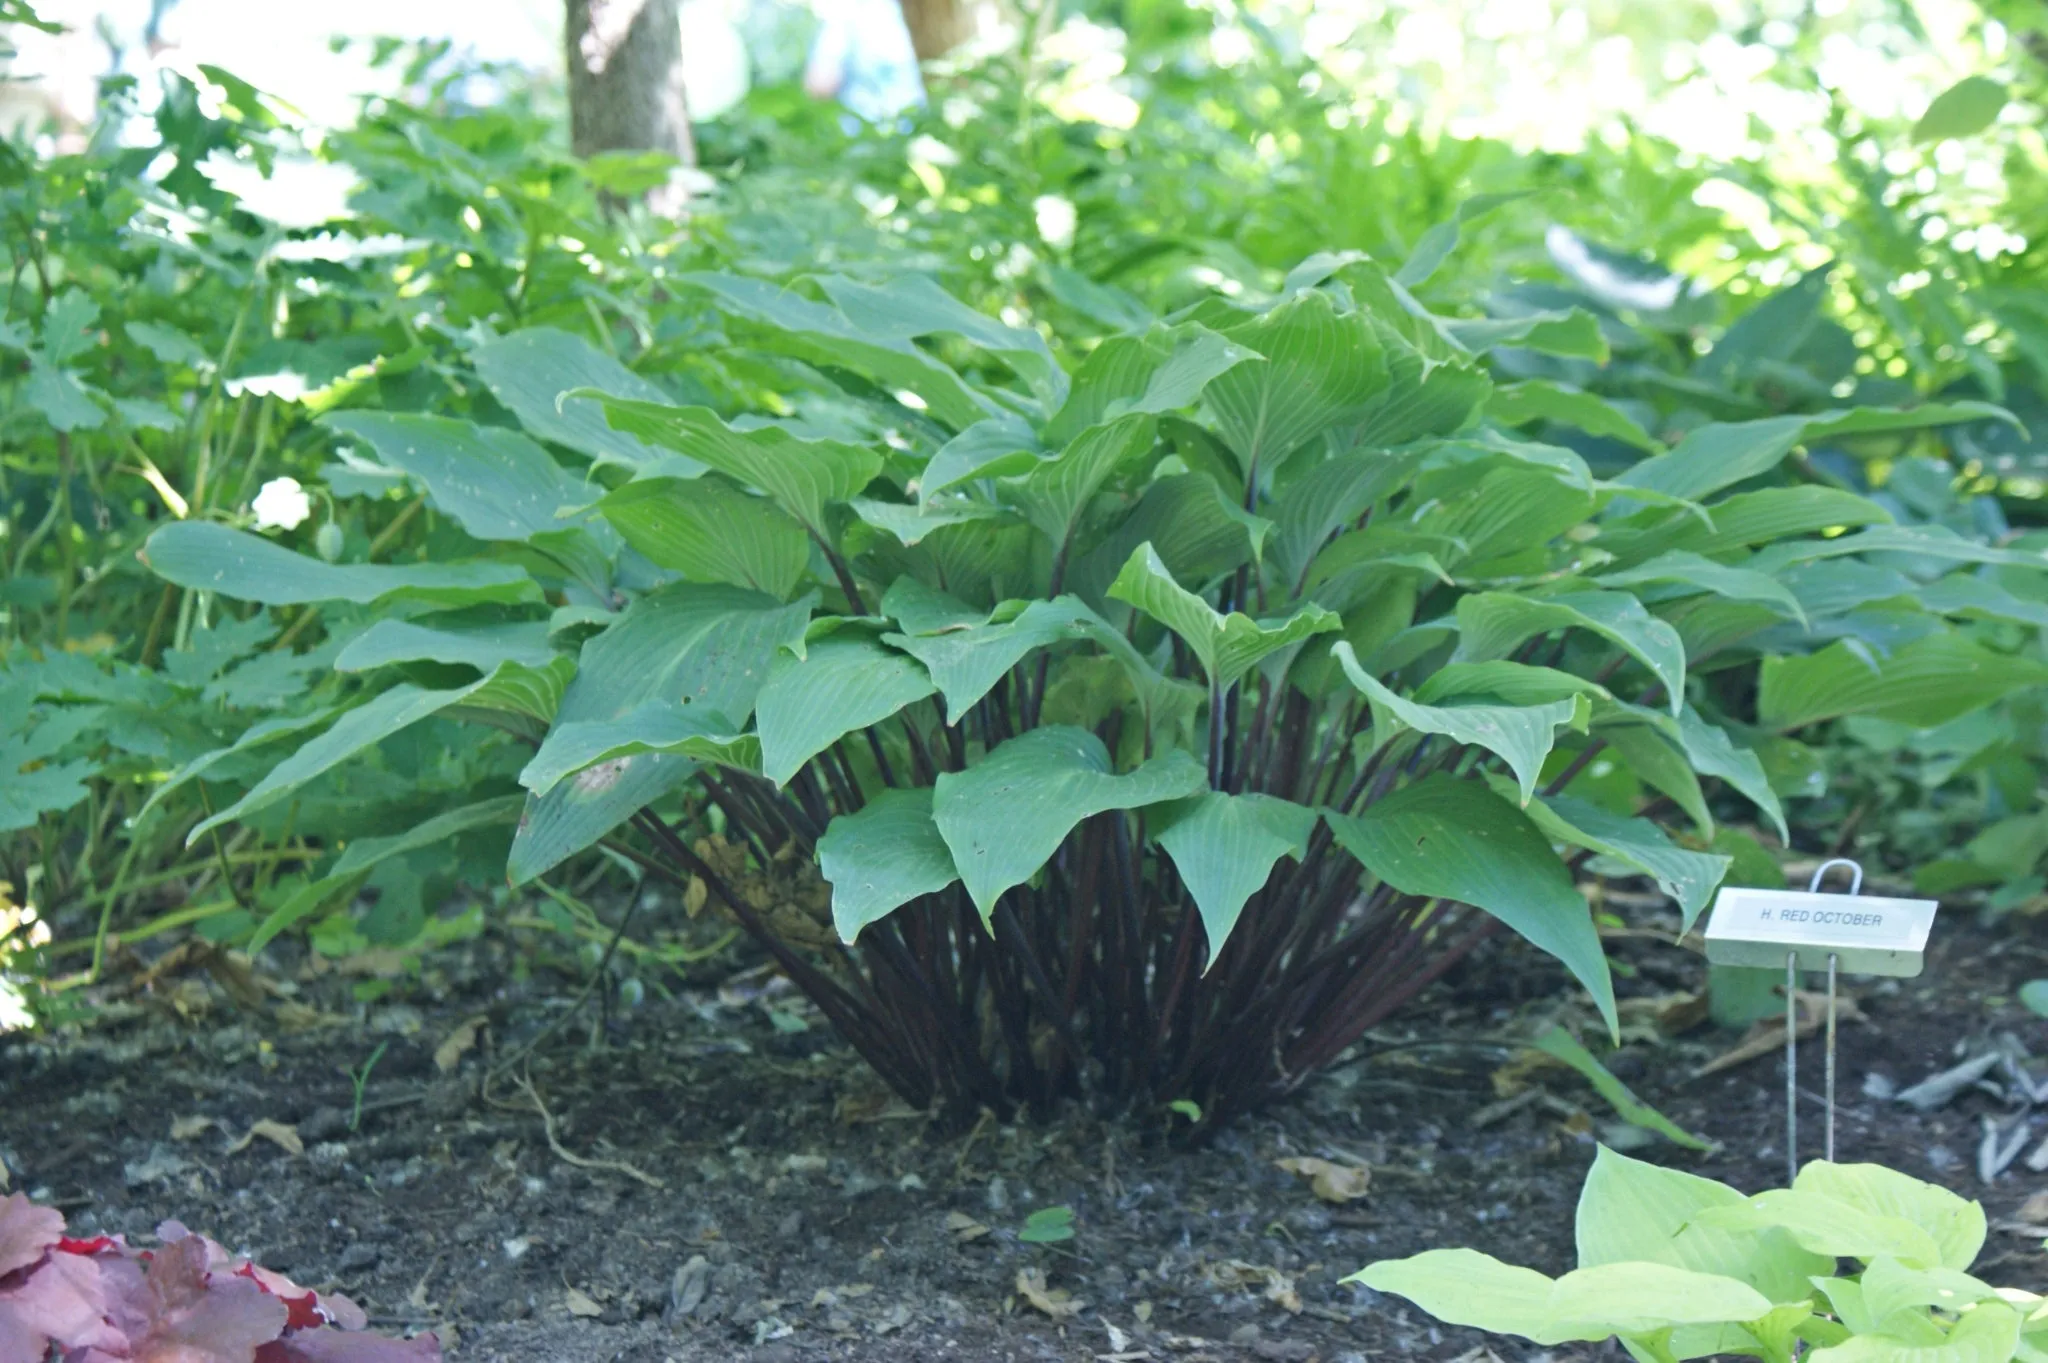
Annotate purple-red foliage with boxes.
[0,1194,439,1363]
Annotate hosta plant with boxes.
[1355,1147,2043,1363]
[140,230,2042,1125]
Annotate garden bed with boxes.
[5,906,2045,1363]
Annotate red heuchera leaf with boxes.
[108,1234,290,1362]
[0,1248,116,1356]
[57,1238,120,1257]
[0,1192,62,1278]
[255,1330,442,1363]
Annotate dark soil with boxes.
[6,888,2048,1363]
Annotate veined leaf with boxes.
[143,522,537,608]
[1071,472,1273,597]
[919,416,1045,501]
[1455,590,1685,713]
[1044,324,1252,445]
[519,703,759,794]
[1414,661,1610,708]
[1597,486,1893,566]
[320,412,598,543]
[1270,448,1429,590]
[1396,192,1530,288]
[816,273,1066,408]
[1488,380,1659,453]
[1758,636,2048,731]
[1752,524,2048,575]
[508,751,696,885]
[684,272,996,430]
[818,787,961,942]
[1513,785,1729,928]
[138,710,340,820]
[1595,551,1806,624]
[1337,641,1586,805]
[1677,707,1788,842]
[1442,309,1608,361]
[1109,543,1339,689]
[597,475,811,598]
[884,591,1116,724]
[754,634,936,785]
[577,396,884,535]
[471,326,680,471]
[334,619,558,674]
[850,496,1012,547]
[1327,773,1616,1035]
[1204,289,1388,482]
[931,727,1206,917]
[1005,413,1158,551]
[1153,792,1317,962]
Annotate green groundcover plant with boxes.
[1355,1147,2045,1363]
[134,211,2048,1123]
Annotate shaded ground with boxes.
[6,887,2048,1363]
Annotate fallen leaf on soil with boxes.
[564,1286,604,1318]
[227,1120,303,1157]
[1694,991,1864,1078]
[1274,1156,1371,1203]
[271,1001,349,1030]
[1015,1267,1084,1320]
[1618,990,1710,1038]
[2020,1191,2048,1224]
[170,1116,215,1141]
[434,1015,488,1073]
[1200,1260,1301,1313]
[945,1211,990,1242]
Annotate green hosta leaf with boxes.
[1351,1250,1771,1346]
[850,495,1012,547]
[1596,551,1806,624]
[1677,707,1789,842]
[1812,1300,2020,1363]
[1006,413,1158,550]
[1531,1027,1713,1150]
[919,416,1044,500]
[1414,662,1610,708]
[1153,792,1317,961]
[508,751,696,885]
[684,272,995,430]
[1753,524,2048,574]
[1455,591,1685,714]
[1395,192,1530,288]
[1109,543,1339,689]
[334,620,558,674]
[1326,773,1616,1036]
[1269,448,1429,590]
[1595,711,1713,836]
[1598,486,1893,565]
[523,583,811,791]
[137,709,340,820]
[142,522,537,608]
[1072,473,1273,597]
[1443,309,1608,360]
[1488,381,1659,453]
[320,413,597,542]
[1337,642,1586,805]
[1352,344,1491,448]
[816,273,1066,408]
[457,655,578,730]
[754,634,936,785]
[190,680,500,841]
[471,326,680,470]
[1044,324,1252,446]
[598,475,811,598]
[1204,289,1388,482]
[1914,75,2008,143]
[1514,786,1729,928]
[931,727,1206,917]
[519,703,759,794]
[884,591,1116,724]
[578,397,884,535]
[1920,574,2048,628]
[818,787,961,942]
[1577,1146,1833,1307]
[332,794,526,878]
[1759,636,2048,731]
[1619,406,2016,503]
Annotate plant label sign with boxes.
[1703,888,1937,976]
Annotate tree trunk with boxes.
[565,0,694,205]
[897,0,976,61]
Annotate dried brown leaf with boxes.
[434,1016,488,1073]
[1695,991,1864,1078]
[945,1211,990,1242]
[1016,1267,1084,1320]
[170,1115,215,1141]
[227,1119,303,1157]
[564,1286,604,1318]
[1273,1156,1371,1203]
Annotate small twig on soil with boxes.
[492,1066,665,1190]
[488,884,644,1083]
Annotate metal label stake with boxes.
[1704,857,1937,1185]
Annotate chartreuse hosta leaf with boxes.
[931,727,1206,918]
[1695,1160,1987,1272]
[1351,1251,1772,1348]
[817,787,960,943]
[1759,636,2048,731]
[521,583,812,797]
[1326,773,1617,1037]
[143,522,537,608]
[1110,543,1340,690]
[1153,793,1318,962]
[1455,590,1686,714]
[320,412,599,543]
[1502,781,1730,929]
[597,474,812,598]
[1335,641,1587,805]
[576,395,884,537]
[683,272,996,431]
[753,633,936,786]
[471,326,683,472]
[1204,288,1389,483]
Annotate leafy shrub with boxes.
[0,1191,438,1361]
[1354,1147,2035,1363]
[135,215,2044,1123]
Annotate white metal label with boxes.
[1702,887,1937,976]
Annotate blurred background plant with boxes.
[4,0,2047,1037]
